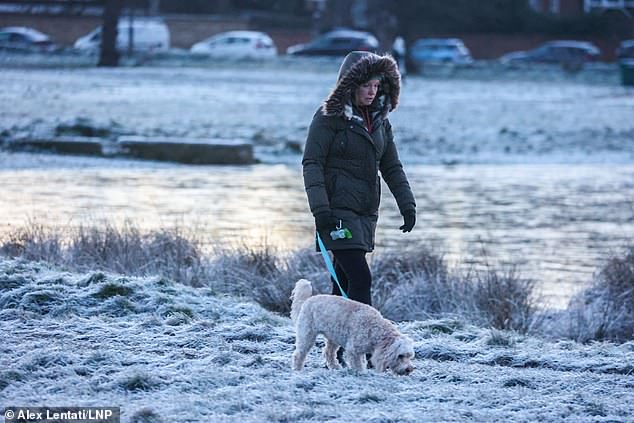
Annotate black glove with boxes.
[314,211,337,231]
[399,210,416,233]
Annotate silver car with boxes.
[409,38,473,67]
[0,26,55,52]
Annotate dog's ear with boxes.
[371,335,396,373]
[397,336,415,358]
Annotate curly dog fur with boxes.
[290,279,415,375]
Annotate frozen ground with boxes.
[1,259,633,423]
[0,60,633,164]
[1,61,634,308]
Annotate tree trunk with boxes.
[98,0,123,67]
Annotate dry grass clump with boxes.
[0,220,205,286]
[566,247,634,343]
[1,221,64,263]
[371,249,540,333]
[206,244,324,314]
[0,221,540,332]
[4,220,634,342]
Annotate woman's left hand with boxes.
[399,211,416,233]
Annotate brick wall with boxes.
[163,15,249,48]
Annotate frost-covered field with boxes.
[1,259,633,423]
[1,62,634,307]
[1,60,633,164]
[2,60,634,421]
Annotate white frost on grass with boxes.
[1,64,633,165]
[0,149,191,170]
[1,258,632,422]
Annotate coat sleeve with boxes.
[302,112,334,217]
[379,119,416,215]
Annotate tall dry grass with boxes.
[4,221,632,341]
[371,249,540,333]
[1,220,205,286]
[565,247,634,343]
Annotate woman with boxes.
[302,51,416,306]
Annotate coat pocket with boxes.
[330,173,366,212]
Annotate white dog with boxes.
[290,279,415,375]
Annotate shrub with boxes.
[371,248,540,333]
[566,247,634,343]
[0,221,63,263]
[0,221,541,331]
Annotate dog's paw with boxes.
[325,362,342,370]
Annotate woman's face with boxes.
[355,79,380,106]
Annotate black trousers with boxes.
[331,249,372,305]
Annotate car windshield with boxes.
[229,37,250,44]
[309,32,368,47]
[415,44,458,51]
[89,29,101,42]
[9,33,27,42]
[310,36,337,47]
[330,37,355,45]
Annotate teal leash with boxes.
[316,232,349,299]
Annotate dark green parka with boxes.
[302,51,416,252]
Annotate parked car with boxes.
[190,31,276,59]
[409,38,473,66]
[74,19,170,53]
[0,26,55,52]
[499,40,600,69]
[616,39,634,60]
[286,29,378,56]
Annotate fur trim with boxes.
[322,53,401,119]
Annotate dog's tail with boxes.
[290,279,313,324]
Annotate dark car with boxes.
[286,29,378,56]
[616,39,634,60]
[500,40,600,69]
[0,26,55,52]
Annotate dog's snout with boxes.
[405,365,415,375]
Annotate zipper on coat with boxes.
[360,107,373,135]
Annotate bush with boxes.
[0,220,205,286]
[206,244,325,314]
[0,221,540,331]
[371,248,540,333]
[0,221,63,263]
[566,247,634,343]
[392,0,631,38]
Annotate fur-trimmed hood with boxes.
[322,51,401,119]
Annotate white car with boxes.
[190,31,277,59]
[74,20,170,53]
